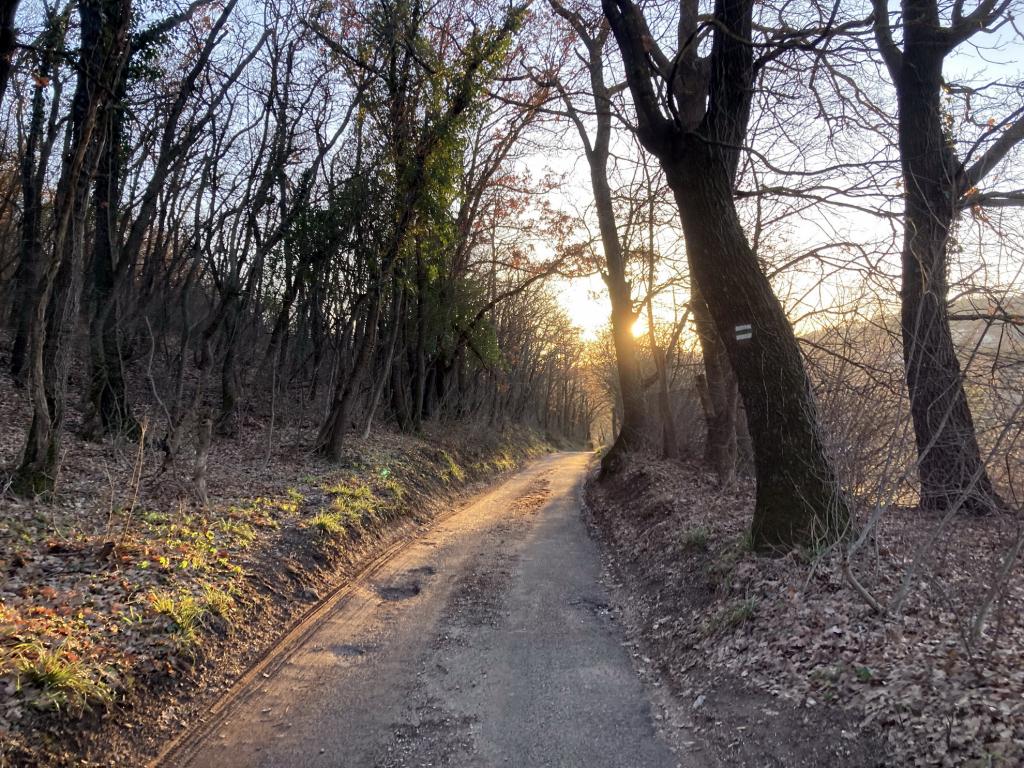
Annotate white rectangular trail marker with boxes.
[735,323,753,341]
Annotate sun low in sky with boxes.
[556,274,610,341]
[555,274,670,342]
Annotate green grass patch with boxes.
[216,518,257,547]
[148,587,235,647]
[307,510,348,538]
[440,451,466,484]
[10,641,113,712]
[375,472,405,503]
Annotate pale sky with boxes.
[547,18,1024,344]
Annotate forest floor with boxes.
[0,362,552,767]
[585,454,1024,768]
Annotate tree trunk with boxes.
[894,11,1001,514]
[546,5,647,475]
[665,143,849,550]
[604,0,850,550]
[588,148,645,473]
[192,416,213,506]
[9,48,50,382]
[692,291,737,485]
[13,0,130,496]
[643,167,678,460]
[216,291,242,436]
[412,242,428,431]
[317,289,381,460]
[651,341,678,460]
[0,0,19,112]
[86,90,138,438]
[362,277,404,438]
[600,263,646,473]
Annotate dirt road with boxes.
[161,453,680,768]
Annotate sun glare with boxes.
[557,275,609,341]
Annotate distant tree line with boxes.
[0,0,593,497]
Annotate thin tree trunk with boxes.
[362,277,404,439]
[547,2,647,474]
[692,291,737,485]
[86,87,138,438]
[14,0,130,495]
[192,416,212,506]
[10,51,50,382]
[412,245,427,431]
[317,288,382,460]
[216,291,242,436]
[0,0,19,112]
[644,186,678,460]
[10,21,62,381]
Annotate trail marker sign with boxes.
[735,323,753,341]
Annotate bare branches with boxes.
[960,110,1024,195]
[869,0,901,78]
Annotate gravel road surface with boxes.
[167,453,680,768]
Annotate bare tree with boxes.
[871,0,1024,514]
[0,0,19,111]
[544,1,648,474]
[602,0,851,549]
[13,0,131,495]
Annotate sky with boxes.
[555,272,608,341]
[546,11,1024,346]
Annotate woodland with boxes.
[0,0,1022,765]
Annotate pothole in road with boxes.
[569,596,612,616]
[329,643,371,657]
[377,582,422,601]
[437,553,519,637]
[376,699,480,768]
[506,478,551,518]
[406,564,437,577]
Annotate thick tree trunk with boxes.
[666,145,849,549]
[604,0,849,550]
[895,15,1001,514]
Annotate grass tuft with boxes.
[149,587,234,646]
[10,641,113,712]
[681,527,710,551]
[307,510,348,538]
[440,451,466,483]
[706,598,758,636]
